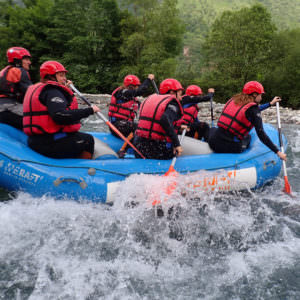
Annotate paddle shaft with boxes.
[276,102,292,195]
[169,128,187,169]
[276,103,288,176]
[210,96,214,127]
[70,84,146,159]
[151,79,160,94]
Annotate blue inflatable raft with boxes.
[0,123,286,203]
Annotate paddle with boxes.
[276,102,292,195]
[151,79,160,94]
[69,84,146,159]
[210,96,214,127]
[152,128,187,206]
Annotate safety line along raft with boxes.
[0,123,287,203]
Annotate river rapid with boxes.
[0,118,299,300]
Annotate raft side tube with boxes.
[179,134,213,156]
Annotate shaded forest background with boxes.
[0,0,299,108]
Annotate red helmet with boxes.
[7,47,31,63]
[159,78,184,94]
[242,81,265,94]
[40,61,68,79]
[124,75,141,87]
[186,85,202,96]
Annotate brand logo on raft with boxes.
[2,162,43,184]
[186,168,257,192]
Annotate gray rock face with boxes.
[79,94,300,125]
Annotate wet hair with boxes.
[232,93,255,105]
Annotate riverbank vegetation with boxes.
[0,0,299,108]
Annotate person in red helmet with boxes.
[208,81,286,160]
[23,61,100,159]
[174,85,214,142]
[133,78,184,159]
[0,47,32,129]
[108,73,154,138]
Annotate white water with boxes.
[0,121,299,300]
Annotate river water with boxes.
[0,117,299,300]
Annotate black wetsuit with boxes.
[133,100,182,160]
[109,78,152,138]
[27,86,95,158]
[208,103,279,153]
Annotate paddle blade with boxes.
[164,165,177,176]
[151,170,179,206]
[283,176,292,195]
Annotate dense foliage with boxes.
[0,0,299,107]
[200,5,276,102]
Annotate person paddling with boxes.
[208,81,286,161]
[23,61,100,159]
[108,74,154,157]
[133,78,184,159]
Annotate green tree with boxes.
[202,4,276,102]
[176,0,216,85]
[0,0,123,92]
[46,0,122,93]
[0,0,54,82]
[265,28,300,108]
[119,0,184,84]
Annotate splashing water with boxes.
[0,121,299,299]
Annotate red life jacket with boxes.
[135,94,183,142]
[23,81,81,136]
[108,87,139,121]
[174,100,198,129]
[217,98,257,139]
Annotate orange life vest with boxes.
[0,66,30,99]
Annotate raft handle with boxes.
[263,160,276,170]
[53,176,87,189]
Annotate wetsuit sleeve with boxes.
[246,106,279,153]
[42,88,94,125]
[160,101,181,147]
[116,78,152,101]
[181,93,213,106]
[259,102,271,111]
[19,69,32,93]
